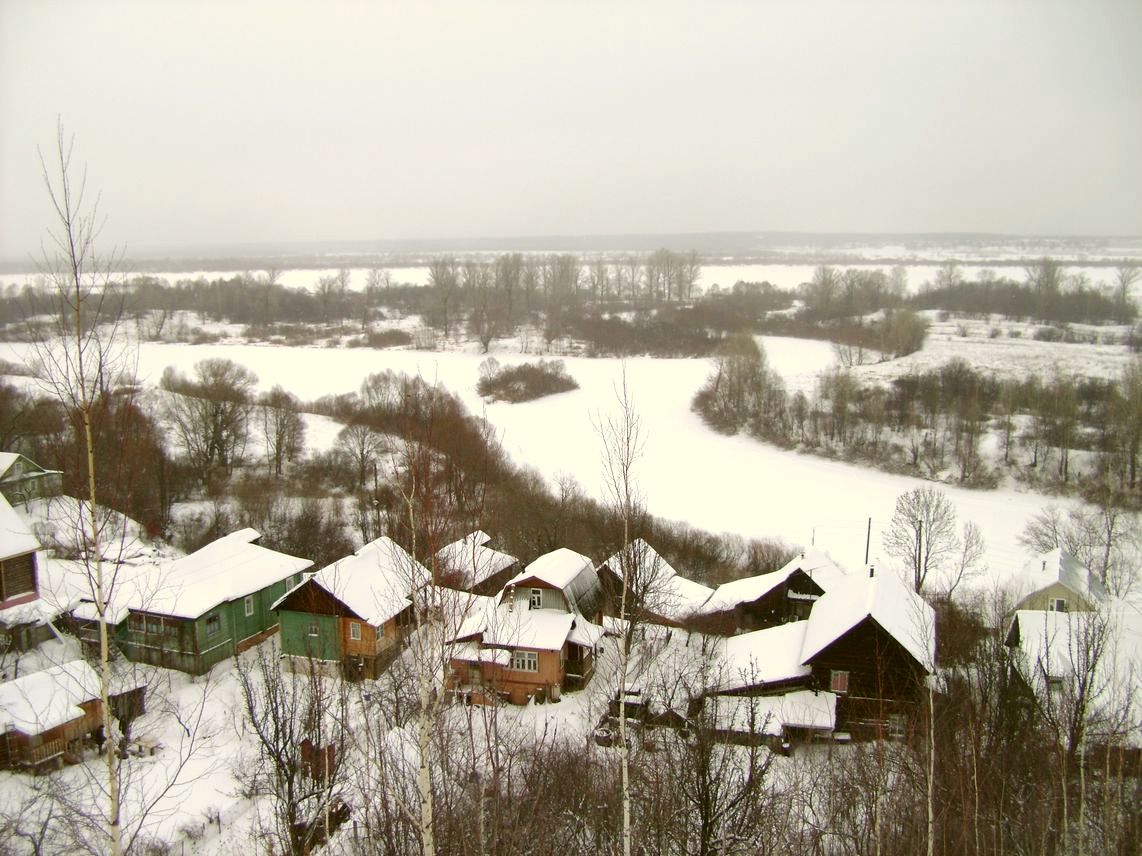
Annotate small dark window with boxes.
[206,613,221,638]
[830,670,850,694]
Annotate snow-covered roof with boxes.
[801,572,935,670]
[505,548,601,616]
[1007,607,1142,746]
[601,539,713,622]
[435,531,518,589]
[454,598,601,653]
[0,597,58,628]
[568,616,605,648]
[123,529,312,619]
[0,452,61,482]
[0,660,100,735]
[274,537,428,626]
[449,641,510,666]
[708,689,836,736]
[699,548,846,615]
[0,492,40,561]
[1012,549,1107,606]
[718,621,813,691]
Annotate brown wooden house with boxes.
[0,492,56,653]
[709,570,935,741]
[694,549,846,634]
[274,537,430,680]
[0,661,103,771]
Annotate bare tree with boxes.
[258,385,305,478]
[336,422,385,491]
[884,486,959,593]
[1114,263,1139,322]
[161,357,257,481]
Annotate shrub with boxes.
[476,358,579,403]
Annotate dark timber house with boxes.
[0,493,55,654]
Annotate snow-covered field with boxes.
[3,327,1102,594]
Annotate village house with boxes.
[273,537,429,680]
[0,493,56,654]
[434,530,520,596]
[447,548,605,704]
[597,539,713,628]
[0,660,102,771]
[72,528,312,675]
[706,569,935,742]
[0,453,63,507]
[694,548,847,633]
[1004,606,1141,751]
[1010,548,1107,614]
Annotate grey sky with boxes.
[2,0,1140,260]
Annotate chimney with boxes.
[1042,560,1047,572]
[868,565,875,578]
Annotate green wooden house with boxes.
[73,528,312,675]
[273,537,429,680]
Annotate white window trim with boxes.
[244,595,255,617]
[529,588,543,610]
[349,621,362,641]
[511,650,539,672]
[307,622,320,637]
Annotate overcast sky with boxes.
[2,0,1140,260]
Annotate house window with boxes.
[888,713,907,739]
[146,617,162,636]
[511,650,539,672]
[349,622,362,641]
[205,613,221,638]
[1049,598,1067,613]
[244,595,255,617]
[307,621,320,637]
[377,620,385,638]
[529,588,543,610]
[830,670,850,694]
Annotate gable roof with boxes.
[119,529,312,620]
[0,492,40,562]
[1013,549,1107,606]
[600,539,713,622]
[718,620,813,691]
[800,572,935,670]
[505,548,601,616]
[435,531,518,589]
[699,548,846,615]
[0,660,100,734]
[1006,606,1142,745]
[0,452,61,483]
[275,536,429,626]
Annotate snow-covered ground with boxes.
[3,327,1104,594]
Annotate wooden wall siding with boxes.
[503,581,568,613]
[274,582,346,617]
[732,571,824,632]
[1015,581,1092,613]
[279,610,341,662]
[122,613,206,673]
[0,699,104,770]
[807,618,927,730]
[449,647,566,705]
[0,552,37,605]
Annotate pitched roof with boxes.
[1013,549,1107,606]
[601,539,713,622]
[275,537,428,626]
[717,620,813,691]
[699,548,846,615]
[801,571,935,669]
[1007,606,1142,745]
[122,529,312,619]
[0,452,61,483]
[451,597,603,652]
[435,531,518,589]
[505,548,601,616]
[708,689,837,736]
[0,492,40,562]
[0,660,100,734]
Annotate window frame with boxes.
[244,595,255,617]
[307,621,320,638]
[205,613,221,639]
[349,621,362,641]
[529,588,543,610]
[830,669,850,695]
[1049,598,1067,613]
[511,650,539,672]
